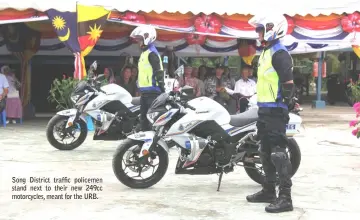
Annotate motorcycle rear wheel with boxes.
[112,139,169,189]
[243,138,301,185]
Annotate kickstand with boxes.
[217,171,224,192]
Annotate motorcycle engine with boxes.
[195,153,213,167]
[214,142,237,165]
[214,148,228,165]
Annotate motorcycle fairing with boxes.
[56,108,87,128]
[127,131,169,157]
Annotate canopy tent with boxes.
[0,1,359,108]
[0,10,358,57]
[0,0,359,16]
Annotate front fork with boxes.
[65,107,84,132]
[138,127,163,165]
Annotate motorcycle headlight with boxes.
[71,95,80,103]
[147,112,160,124]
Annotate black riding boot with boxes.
[246,183,276,203]
[265,188,293,213]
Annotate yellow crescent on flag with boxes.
[58,28,70,42]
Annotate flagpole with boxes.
[76,1,81,81]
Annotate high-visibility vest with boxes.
[257,41,290,109]
[138,44,164,92]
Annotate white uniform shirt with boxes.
[225,78,256,96]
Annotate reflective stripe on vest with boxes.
[138,44,163,92]
[257,42,289,109]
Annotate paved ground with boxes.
[0,105,359,220]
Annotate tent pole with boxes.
[312,51,326,109]
[178,57,187,64]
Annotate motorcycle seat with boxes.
[131,97,141,106]
[230,108,258,127]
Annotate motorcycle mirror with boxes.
[172,78,180,92]
[174,65,184,78]
[96,74,106,81]
[87,61,98,79]
[91,61,98,70]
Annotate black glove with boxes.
[159,82,165,93]
[279,83,295,106]
[155,70,165,92]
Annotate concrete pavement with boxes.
[0,106,359,220]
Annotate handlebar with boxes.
[168,90,196,111]
[183,102,196,111]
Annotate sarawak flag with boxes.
[46,9,80,53]
[77,4,110,57]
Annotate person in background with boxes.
[191,67,205,96]
[104,67,116,84]
[2,66,22,124]
[130,25,165,131]
[223,66,236,89]
[204,64,237,113]
[248,65,257,82]
[131,66,138,82]
[225,66,257,113]
[204,64,226,99]
[178,64,201,97]
[0,67,9,115]
[208,67,216,78]
[198,65,208,81]
[131,66,140,97]
[118,65,137,96]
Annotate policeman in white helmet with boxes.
[246,14,295,213]
[130,25,165,131]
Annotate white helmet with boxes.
[130,25,157,46]
[248,14,288,42]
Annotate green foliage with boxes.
[47,77,79,110]
[350,81,360,103]
[47,75,109,111]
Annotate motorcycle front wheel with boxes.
[243,138,301,185]
[46,114,88,150]
[112,139,169,189]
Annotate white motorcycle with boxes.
[113,77,302,190]
[46,61,140,150]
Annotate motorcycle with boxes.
[46,61,140,150]
[326,73,356,107]
[112,66,302,190]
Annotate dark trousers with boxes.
[239,98,249,113]
[256,107,292,190]
[214,96,237,115]
[140,93,159,131]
